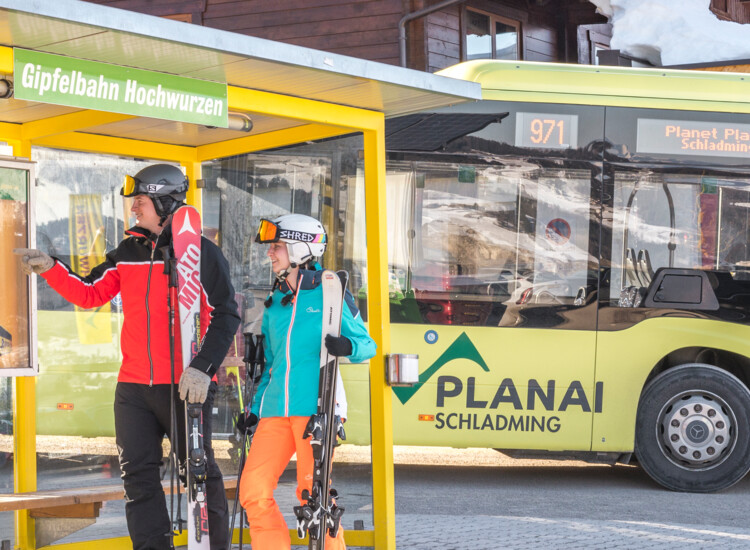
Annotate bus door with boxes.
[379,103,605,452]
[596,162,750,451]
[595,105,750,455]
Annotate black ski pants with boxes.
[115,381,229,550]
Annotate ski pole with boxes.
[228,332,264,548]
[229,332,255,549]
[160,245,183,546]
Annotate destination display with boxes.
[515,112,578,150]
[637,118,750,159]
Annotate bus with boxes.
[32,60,750,493]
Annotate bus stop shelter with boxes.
[0,0,481,547]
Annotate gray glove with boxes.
[179,367,211,404]
[13,248,54,275]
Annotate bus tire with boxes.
[635,363,750,493]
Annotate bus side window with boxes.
[612,170,750,307]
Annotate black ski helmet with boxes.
[121,164,189,223]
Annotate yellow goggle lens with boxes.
[122,175,137,196]
[256,219,279,243]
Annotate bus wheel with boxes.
[635,363,750,493]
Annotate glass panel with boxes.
[608,169,750,306]
[202,135,375,534]
[375,160,594,327]
[0,167,31,373]
[0,376,12,545]
[29,147,157,541]
[202,152,329,329]
[495,21,518,60]
[465,10,492,60]
[201,152,331,449]
[34,148,154,446]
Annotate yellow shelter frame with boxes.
[3,65,390,550]
[3,52,389,548]
[0,16,479,545]
[0,3,479,547]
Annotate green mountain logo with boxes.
[392,331,489,404]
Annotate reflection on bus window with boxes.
[364,160,595,327]
[610,171,750,307]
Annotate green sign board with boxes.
[14,48,228,128]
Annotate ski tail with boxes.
[187,402,209,542]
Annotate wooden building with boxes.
[85,1,750,72]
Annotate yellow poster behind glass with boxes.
[69,194,111,344]
[0,167,30,371]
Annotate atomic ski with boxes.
[294,270,348,550]
[173,204,210,549]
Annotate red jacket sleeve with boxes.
[42,252,121,309]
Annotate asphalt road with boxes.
[280,446,750,548]
[391,456,750,527]
[2,445,750,548]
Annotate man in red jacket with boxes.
[15,164,240,550]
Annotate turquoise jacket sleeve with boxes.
[341,290,376,363]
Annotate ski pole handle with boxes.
[240,333,264,415]
[253,334,265,374]
[243,332,256,365]
[159,246,179,288]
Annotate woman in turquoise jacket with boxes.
[238,213,375,550]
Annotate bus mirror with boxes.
[386,354,419,386]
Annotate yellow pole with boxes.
[182,161,203,214]
[12,139,36,550]
[363,120,395,549]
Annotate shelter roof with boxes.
[0,0,480,150]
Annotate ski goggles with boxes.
[120,175,188,197]
[120,175,146,197]
[255,219,280,243]
[255,218,326,245]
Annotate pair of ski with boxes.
[294,269,349,550]
[165,205,210,549]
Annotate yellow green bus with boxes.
[31,60,750,493]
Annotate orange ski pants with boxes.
[239,416,346,550]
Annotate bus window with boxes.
[382,159,597,328]
[607,169,750,310]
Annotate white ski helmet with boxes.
[255,213,327,267]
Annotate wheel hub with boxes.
[661,394,732,467]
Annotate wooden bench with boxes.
[0,475,238,546]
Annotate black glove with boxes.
[325,334,352,357]
[235,412,258,434]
